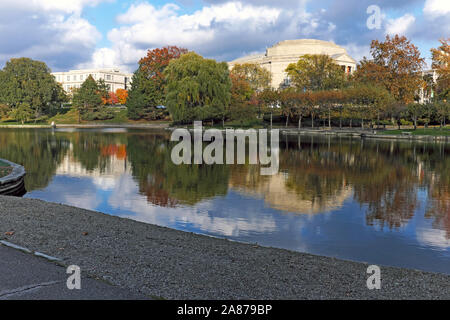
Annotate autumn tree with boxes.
[230,63,271,92]
[286,54,346,91]
[431,38,450,101]
[228,72,256,123]
[116,89,128,105]
[353,35,425,105]
[127,46,187,120]
[164,52,232,124]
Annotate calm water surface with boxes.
[0,128,449,274]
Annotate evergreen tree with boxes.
[72,75,102,123]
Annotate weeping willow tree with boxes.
[164,52,232,124]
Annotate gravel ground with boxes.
[0,195,448,300]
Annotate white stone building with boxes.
[228,39,357,89]
[52,68,133,93]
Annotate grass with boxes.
[47,108,80,124]
[0,160,12,178]
[381,126,450,137]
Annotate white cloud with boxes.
[0,0,106,70]
[385,13,416,35]
[82,1,337,72]
[423,0,450,17]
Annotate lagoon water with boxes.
[0,128,449,274]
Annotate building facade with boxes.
[228,39,357,89]
[52,68,133,93]
[419,69,439,103]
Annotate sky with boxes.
[0,0,448,73]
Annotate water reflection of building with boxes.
[229,172,352,214]
[56,143,129,177]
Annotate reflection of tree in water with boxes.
[0,129,69,191]
[280,137,420,228]
[126,133,230,206]
[68,131,128,173]
[421,143,450,239]
[1,129,448,236]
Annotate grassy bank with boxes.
[381,127,450,136]
[0,108,170,126]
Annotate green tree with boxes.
[164,52,232,124]
[127,68,166,120]
[406,103,424,130]
[285,54,346,91]
[0,58,66,121]
[9,103,33,124]
[97,78,110,104]
[435,101,449,127]
[72,75,102,123]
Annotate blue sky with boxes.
[0,0,448,73]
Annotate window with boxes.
[347,66,352,73]
[80,75,84,81]
[106,75,111,80]
[73,75,77,81]
[67,76,70,81]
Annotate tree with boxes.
[102,91,118,105]
[346,84,393,128]
[406,103,424,130]
[258,88,280,128]
[435,100,449,127]
[285,54,346,91]
[0,58,66,121]
[230,63,271,92]
[116,89,128,105]
[127,68,165,120]
[9,103,33,124]
[353,35,425,105]
[127,46,187,120]
[97,79,110,105]
[431,38,450,101]
[72,75,102,123]
[164,52,232,124]
[279,90,297,127]
[227,72,256,124]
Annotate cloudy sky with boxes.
[0,0,448,73]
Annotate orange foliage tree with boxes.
[116,88,128,105]
[353,35,425,105]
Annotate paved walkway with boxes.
[0,245,147,300]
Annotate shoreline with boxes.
[0,123,448,142]
[0,195,448,299]
[0,123,170,129]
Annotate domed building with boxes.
[228,39,357,89]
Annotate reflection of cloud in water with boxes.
[230,173,353,214]
[107,174,277,237]
[417,228,450,249]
